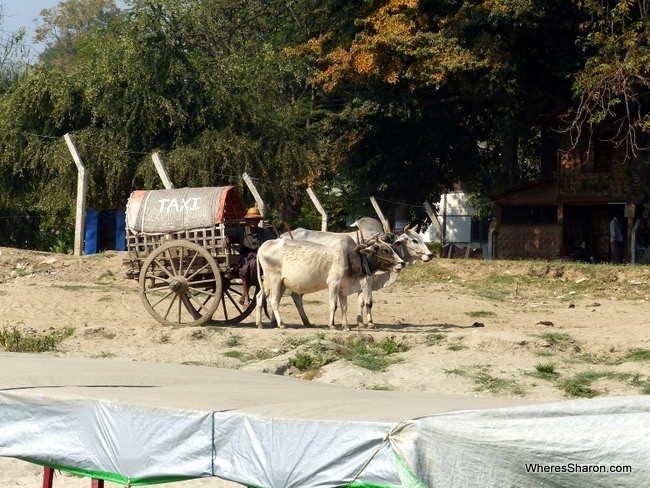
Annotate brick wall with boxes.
[558,139,629,198]
[497,224,562,260]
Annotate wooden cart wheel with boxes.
[209,274,258,325]
[139,241,223,327]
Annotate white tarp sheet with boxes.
[390,396,650,487]
[0,353,648,487]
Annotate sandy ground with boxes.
[0,246,648,487]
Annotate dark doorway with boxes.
[563,204,625,262]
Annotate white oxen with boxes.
[255,235,404,330]
[284,217,432,327]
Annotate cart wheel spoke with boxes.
[188,286,217,298]
[152,258,174,280]
[165,248,179,276]
[182,250,200,279]
[143,273,173,286]
[209,278,257,325]
[148,289,175,309]
[162,294,178,321]
[186,261,211,282]
[187,293,212,314]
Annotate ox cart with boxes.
[124,186,272,327]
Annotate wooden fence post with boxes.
[242,173,266,217]
[306,187,328,231]
[369,197,391,233]
[151,152,174,189]
[423,200,443,242]
[64,134,87,257]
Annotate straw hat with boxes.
[243,207,262,220]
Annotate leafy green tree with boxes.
[35,0,121,71]
[568,0,649,157]
[303,0,585,209]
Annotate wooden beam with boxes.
[64,134,87,257]
[242,173,266,217]
[151,152,174,189]
[369,197,390,233]
[306,187,328,231]
[423,201,443,242]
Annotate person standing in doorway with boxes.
[609,211,624,264]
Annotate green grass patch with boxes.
[444,367,468,376]
[339,336,406,372]
[157,333,171,344]
[91,351,116,358]
[560,371,635,398]
[223,350,248,361]
[51,283,130,293]
[625,349,650,362]
[445,366,524,395]
[291,351,337,371]
[447,342,467,351]
[254,349,282,360]
[226,334,243,347]
[0,325,74,353]
[473,371,526,396]
[397,263,459,285]
[425,333,447,346]
[283,335,311,348]
[397,261,648,303]
[464,275,518,301]
[567,353,614,365]
[95,270,116,283]
[376,337,407,354]
[465,310,497,318]
[530,362,559,381]
[535,350,555,357]
[537,332,574,348]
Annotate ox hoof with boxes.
[367,323,376,329]
[257,323,264,329]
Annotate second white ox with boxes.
[255,235,404,330]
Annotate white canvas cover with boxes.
[126,187,230,233]
[0,353,648,487]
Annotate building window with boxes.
[578,129,613,172]
[501,205,558,225]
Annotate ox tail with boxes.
[255,254,271,320]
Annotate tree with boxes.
[300,0,584,208]
[568,0,649,159]
[35,0,121,71]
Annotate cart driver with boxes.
[226,207,275,307]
